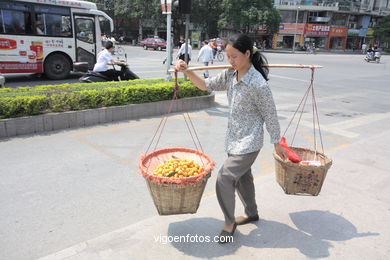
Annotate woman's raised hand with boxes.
[175,59,188,72]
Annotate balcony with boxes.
[276,3,340,11]
[308,16,331,22]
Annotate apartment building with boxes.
[272,0,390,50]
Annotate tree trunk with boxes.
[138,19,143,42]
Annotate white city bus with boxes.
[0,0,113,79]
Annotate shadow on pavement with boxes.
[168,210,378,258]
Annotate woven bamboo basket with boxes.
[273,147,332,196]
[139,147,215,215]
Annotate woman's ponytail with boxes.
[251,49,269,81]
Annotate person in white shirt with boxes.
[93,41,126,81]
[197,41,214,78]
[176,40,192,64]
[36,21,45,35]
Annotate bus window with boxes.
[76,18,95,44]
[99,16,111,37]
[35,14,45,35]
[61,16,71,36]
[3,10,26,34]
[33,4,71,37]
[0,2,31,35]
[0,10,3,33]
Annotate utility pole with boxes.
[178,0,192,80]
[292,6,300,53]
[161,0,173,81]
[184,14,190,80]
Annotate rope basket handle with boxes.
[144,71,206,170]
[282,67,325,160]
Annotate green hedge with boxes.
[0,79,208,119]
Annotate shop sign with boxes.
[329,27,348,37]
[348,29,359,36]
[361,16,370,29]
[305,24,330,36]
[366,28,374,37]
[251,26,267,34]
[279,23,305,34]
[359,28,367,37]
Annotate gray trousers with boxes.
[203,62,210,78]
[216,151,259,225]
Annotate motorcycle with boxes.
[364,51,381,63]
[75,54,139,83]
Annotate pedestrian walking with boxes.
[197,41,214,78]
[175,33,287,243]
[361,43,367,54]
[211,39,218,59]
[177,40,192,64]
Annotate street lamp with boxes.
[292,6,300,53]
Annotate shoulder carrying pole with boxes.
[168,64,323,72]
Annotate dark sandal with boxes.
[218,223,237,244]
[235,214,259,225]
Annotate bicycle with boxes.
[115,44,125,56]
[216,47,224,62]
[306,44,317,55]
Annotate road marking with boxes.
[270,73,309,83]
[70,113,213,166]
[327,112,390,130]
[276,92,362,110]
[277,113,360,138]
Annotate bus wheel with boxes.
[44,54,71,80]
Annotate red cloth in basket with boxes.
[279,137,302,163]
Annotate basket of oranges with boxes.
[139,147,215,215]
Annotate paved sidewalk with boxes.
[37,114,390,260]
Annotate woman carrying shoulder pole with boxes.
[175,33,286,243]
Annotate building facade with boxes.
[272,0,390,50]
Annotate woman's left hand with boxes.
[175,59,188,72]
[274,143,288,160]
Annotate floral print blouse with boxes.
[205,65,281,155]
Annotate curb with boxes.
[0,93,215,139]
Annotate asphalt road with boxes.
[3,45,197,88]
[3,45,371,88]
[1,49,390,260]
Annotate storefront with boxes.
[275,23,305,49]
[347,16,370,50]
[327,26,348,50]
[248,27,270,49]
[304,24,330,49]
[347,29,360,50]
[365,28,375,47]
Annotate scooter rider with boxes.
[93,41,126,81]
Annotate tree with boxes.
[112,0,165,41]
[373,15,390,47]
[90,0,165,41]
[190,0,223,39]
[218,0,281,34]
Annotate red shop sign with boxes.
[330,26,348,37]
[305,24,331,36]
